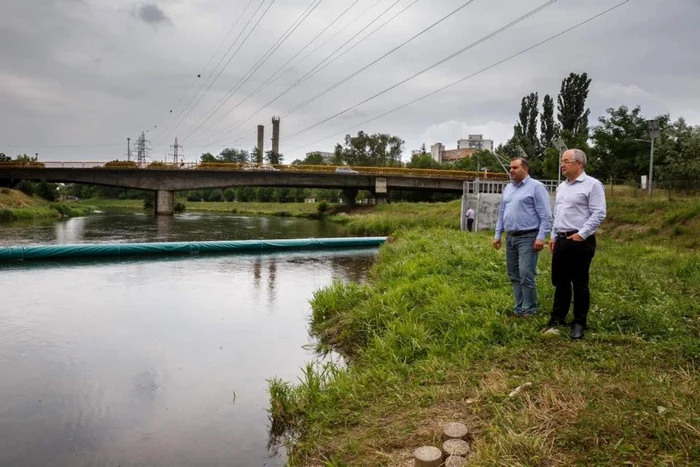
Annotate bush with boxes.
[16,180,35,196]
[317,201,330,214]
[36,181,58,201]
[174,201,186,213]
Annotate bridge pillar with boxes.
[374,193,388,204]
[156,190,175,216]
[342,188,358,207]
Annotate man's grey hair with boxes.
[571,149,587,166]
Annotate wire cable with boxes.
[159,0,276,144]
[289,0,631,154]
[284,0,558,141]
[195,0,406,146]
[202,0,423,146]
[187,0,362,145]
[182,0,324,142]
[149,0,256,145]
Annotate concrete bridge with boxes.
[0,164,510,214]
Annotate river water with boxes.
[0,212,375,467]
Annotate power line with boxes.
[157,0,276,145]
[206,0,423,147]
[182,0,324,142]
[285,0,558,141]
[196,0,405,147]
[186,0,362,146]
[282,0,477,120]
[149,0,257,144]
[290,0,631,154]
[5,143,124,149]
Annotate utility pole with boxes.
[647,120,660,196]
[169,137,183,165]
[127,137,131,162]
[552,137,568,186]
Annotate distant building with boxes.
[457,134,494,152]
[417,135,493,163]
[430,143,445,162]
[441,148,478,162]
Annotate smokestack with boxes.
[271,116,280,158]
[257,125,264,163]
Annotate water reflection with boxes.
[0,211,348,246]
[0,250,375,467]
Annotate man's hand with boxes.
[567,233,585,242]
[493,239,501,250]
[548,238,556,252]
[533,239,545,251]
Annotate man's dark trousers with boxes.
[551,234,596,327]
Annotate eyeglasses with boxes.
[560,159,577,165]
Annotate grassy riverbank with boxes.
[77,199,327,218]
[269,201,699,465]
[0,189,94,223]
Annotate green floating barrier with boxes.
[0,237,387,262]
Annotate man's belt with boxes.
[556,230,579,238]
[508,229,538,237]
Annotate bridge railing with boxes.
[0,161,510,181]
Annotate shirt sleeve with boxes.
[578,180,607,239]
[494,190,506,240]
[534,184,552,241]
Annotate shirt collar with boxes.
[513,175,530,187]
[566,172,587,184]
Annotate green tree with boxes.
[334,131,403,167]
[654,118,700,185]
[219,148,249,164]
[251,147,263,165]
[591,105,663,181]
[557,72,591,149]
[406,153,441,169]
[540,94,558,151]
[200,152,217,163]
[265,150,283,165]
[223,188,236,202]
[293,151,326,165]
[0,153,10,162]
[36,181,58,201]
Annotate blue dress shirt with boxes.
[495,176,552,241]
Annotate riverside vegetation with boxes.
[0,188,93,223]
[268,196,699,466]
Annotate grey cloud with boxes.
[137,3,171,27]
[0,0,699,162]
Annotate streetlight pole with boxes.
[552,137,568,186]
[647,119,660,196]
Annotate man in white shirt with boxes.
[547,149,606,340]
[465,207,475,232]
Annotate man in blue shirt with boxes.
[493,158,552,317]
[547,149,606,340]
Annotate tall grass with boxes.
[269,228,699,466]
[0,204,93,223]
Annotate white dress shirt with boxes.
[553,172,607,239]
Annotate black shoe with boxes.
[546,319,566,328]
[570,324,584,340]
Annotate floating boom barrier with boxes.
[0,237,387,262]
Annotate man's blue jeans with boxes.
[506,232,540,315]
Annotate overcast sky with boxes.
[1,0,698,163]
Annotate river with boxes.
[0,212,375,467]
